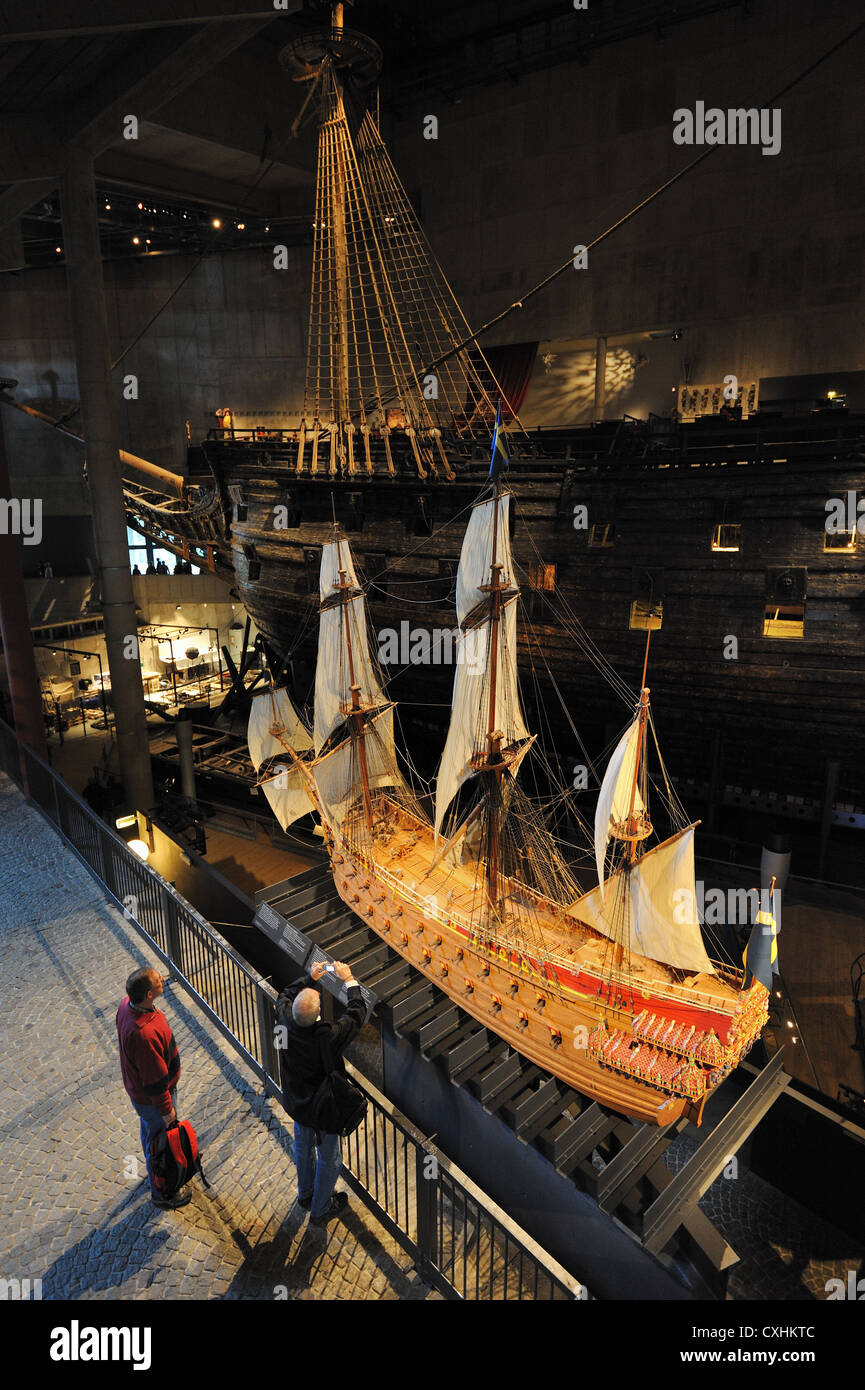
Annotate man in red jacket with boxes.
[116,966,186,1209]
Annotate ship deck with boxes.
[354,800,742,1021]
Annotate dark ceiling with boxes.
[0,0,745,270]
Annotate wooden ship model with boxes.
[248,471,774,1126]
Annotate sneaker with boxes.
[309,1191,349,1225]
[152,1190,192,1210]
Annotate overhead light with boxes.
[212,218,222,229]
[55,246,62,254]
[132,236,140,245]
[237,222,245,230]
[105,202,111,210]
[137,202,143,210]
[115,814,137,830]
[128,839,150,861]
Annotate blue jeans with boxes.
[131,1088,177,1198]
[294,1123,342,1218]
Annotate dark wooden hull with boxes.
[129,417,865,813]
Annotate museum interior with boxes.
[0,0,863,1313]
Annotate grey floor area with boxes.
[0,773,438,1301]
[1,769,860,1303]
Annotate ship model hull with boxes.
[324,799,768,1127]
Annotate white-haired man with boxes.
[276,959,365,1225]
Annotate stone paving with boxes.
[0,774,440,1302]
[664,1132,864,1302]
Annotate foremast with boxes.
[311,522,412,840]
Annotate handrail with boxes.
[0,717,582,1301]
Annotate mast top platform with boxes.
[279,26,382,85]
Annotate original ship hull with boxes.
[127,426,865,812]
[324,802,768,1126]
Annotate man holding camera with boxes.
[276,960,365,1226]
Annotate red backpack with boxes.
[149,1119,210,1198]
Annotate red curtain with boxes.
[483,342,538,420]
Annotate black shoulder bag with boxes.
[308,1031,368,1139]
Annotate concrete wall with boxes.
[390,0,865,397]
[0,241,310,492]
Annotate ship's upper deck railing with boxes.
[344,800,740,1018]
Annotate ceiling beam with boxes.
[0,16,277,235]
[0,2,301,42]
[93,151,287,217]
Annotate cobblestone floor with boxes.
[0,774,440,1302]
[664,1132,864,1301]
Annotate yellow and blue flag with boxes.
[742,888,780,990]
[489,399,510,480]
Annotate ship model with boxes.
[247,461,774,1126]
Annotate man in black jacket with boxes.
[275,959,365,1225]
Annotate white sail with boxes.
[248,687,313,770]
[434,599,530,836]
[319,538,360,602]
[571,826,715,976]
[314,541,387,753]
[594,715,645,896]
[456,494,516,624]
[314,705,403,827]
[259,763,312,832]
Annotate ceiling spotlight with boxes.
[55,246,62,254]
[137,202,143,210]
[212,218,222,229]
[265,225,270,232]
[132,236,140,245]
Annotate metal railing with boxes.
[0,720,583,1301]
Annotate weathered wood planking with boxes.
[144,427,865,810]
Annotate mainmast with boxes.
[334,518,373,829]
[480,475,507,912]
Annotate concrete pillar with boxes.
[818,759,840,878]
[593,335,607,421]
[175,714,197,804]
[60,145,154,814]
[0,406,49,778]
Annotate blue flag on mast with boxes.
[489,399,510,480]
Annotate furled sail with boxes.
[314,538,387,753]
[571,826,715,976]
[594,715,645,896]
[258,763,312,832]
[248,687,313,771]
[435,493,531,836]
[314,705,404,828]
